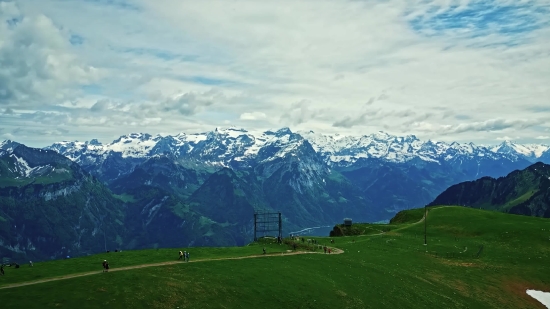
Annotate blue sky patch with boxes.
[82,0,140,11]
[81,84,102,95]
[190,76,229,86]
[408,0,550,41]
[70,34,84,45]
[6,17,21,28]
[121,48,197,61]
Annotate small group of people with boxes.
[0,261,32,275]
[297,237,319,245]
[102,260,110,272]
[178,250,190,262]
[323,246,332,254]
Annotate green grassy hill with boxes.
[1,206,549,309]
[429,162,550,217]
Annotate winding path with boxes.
[0,247,344,290]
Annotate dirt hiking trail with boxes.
[353,205,457,238]
[0,247,344,290]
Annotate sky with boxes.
[0,0,549,147]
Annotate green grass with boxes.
[389,207,426,224]
[0,178,32,187]
[501,190,537,211]
[329,207,426,236]
[0,239,290,287]
[0,173,73,187]
[113,193,137,203]
[1,206,549,309]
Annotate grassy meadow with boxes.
[1,206,549,308]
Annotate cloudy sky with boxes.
[1,0,549,147]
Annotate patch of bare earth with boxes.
[439,260,481,268]
[500,278,550,309]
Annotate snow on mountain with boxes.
[298,130,511,165]
[0,140,20,155]
[108,133,161,158]
[38,128,550,172]
[491,140,550,161]
[0,144,71,179]
[253,128,311,162]
[7,153,57,178]
[10,153,32,177]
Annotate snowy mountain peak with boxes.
[42,128,550,172]
[87,139,102,146]
[492,141,550,160]
[210,127,249,139]
[0,140,21,154]
[372,131,391,140]
[275,127,293,136]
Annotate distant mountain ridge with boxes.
[3,128,549,261]
[429,162,550,218]
[42,128,550,169]
[35,128,550,217]
[0,143,255,261]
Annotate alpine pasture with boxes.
[1,206,549,308]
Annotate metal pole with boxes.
[278,212,282,241]
[254,213,257,241]
[424,205,427,246]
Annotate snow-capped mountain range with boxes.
[36,127,550,168]
[3,126,549,253]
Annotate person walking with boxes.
[178,251,184,260]
[185,251,190,262]
[0,264,4,276]
[323,246,327,254]
[102,260,107,272]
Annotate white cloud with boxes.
[496,136,518,141]
[0,2,100,108]
[535,136,550,140]
[240,112,266,121]
[2,0,550,146]
[1,132,15,140]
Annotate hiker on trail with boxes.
[102,260,108,272]
[185,251,190,262]
[328,248,332,254]
[263,247,266,255]
[105,261,110,272]
[323,246,327,254]
[179,251,184,260]
[29,261,33,267]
